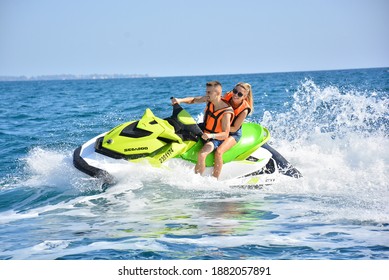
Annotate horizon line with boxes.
[0,66,387,82]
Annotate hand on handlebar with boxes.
[202,133,212,141]
[171,97,180,105]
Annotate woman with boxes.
[171,81,234,178]
[212,82,253,178]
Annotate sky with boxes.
[1,0,388,77]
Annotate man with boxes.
[171,81,234,179]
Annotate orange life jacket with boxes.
[224,91,251,126]
[203,101,234,133]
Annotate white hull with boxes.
[75,134,279,188]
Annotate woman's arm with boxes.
[229,110,249,133]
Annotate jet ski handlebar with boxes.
[169,97,203,139]
[170,96,185,117]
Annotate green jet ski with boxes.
[73,103,301,187]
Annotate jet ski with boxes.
[73,103,302,188]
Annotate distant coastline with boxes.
[1,67,387,82]
[0,73,149,82]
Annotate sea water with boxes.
[0,68,388,260]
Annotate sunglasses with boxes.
[232,88,244,97]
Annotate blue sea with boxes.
[0,68,388,260]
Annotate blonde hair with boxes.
[235,82,254,114]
